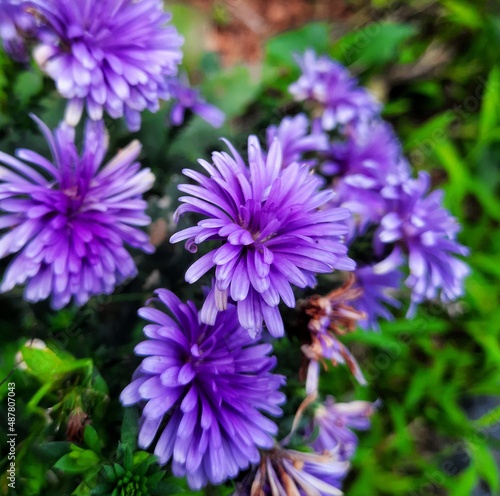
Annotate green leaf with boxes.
[469,179,500,221]
[102,464,116,481]
[121,407,139,451]
[445,465,478,495]
[478,66,500,143]
[75,449,100,469]
[201,65,260,119]
[404,111,455,155]
[262,22,330,88]
[90,484,109,496]
[91,371,109,396]
[123,445,133,472]
[470,442,499,493]
[332,22,417,67]
[147,471,165,486]
[20,342,68,381]
[13,70,43,105]
[475,404,500,429]
[35,442,71,465]
[84,425,101,454]
[21,451,51,496]
[433,139,470,212]
[150,481,189,495]
[114,463,126,478]
[440,0,484,29]
[387,401,413,455]
[54,453,89,475]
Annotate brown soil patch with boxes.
[184,0,352,65]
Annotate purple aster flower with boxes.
[310,396,377,460]
[323,120,404,180]
[0,116,154,309]
[170,136,355,338]
[31,0,183,131]
[354,249,403,331]
[378,171,470,314]
[265,114,328,167]
[0,0,37,61]
[326,120,409,237]
[238,446,349,495]
[120,289,286,490]
[167,77,225,128]
[289,49,381,131]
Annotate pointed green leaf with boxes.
[121,407,139,451]
[478,66,500,143]
[84,425,101,454]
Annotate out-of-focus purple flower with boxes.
[378,171,469,314]
[170,137,354,338]
[326,120,409,237]
[31,0,183,131]
[289,49,381,131]
[238,446,348,495]
[354,249,403,331]
[167,77,225,128]
[310,396,377,460]
[0,116,154,309]
[323,120,404,181]
[120,289,285,490]
[0,0,36,61]
[266,114,328,167]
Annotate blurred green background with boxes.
[1,0,499,495]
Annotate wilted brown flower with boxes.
[300,274,366,336]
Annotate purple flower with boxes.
[354,249,403,331]
[0,116,154,309]
[170,136,355,337]
[323,120,404,180]
[239,446,349,495]
[167,77,225,128]
[0,0,36,61]
[378,171,470,313]
[266,114,328,167]
[326,120,409,237]
[289,49,381,131]
[310,396,377,460]
[31,0,183,131]
[120,289,286,490]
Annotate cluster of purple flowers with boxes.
[284,50,469,329]
[0,2,471,488]
[289,49,381,131]
[0,0,225,306]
